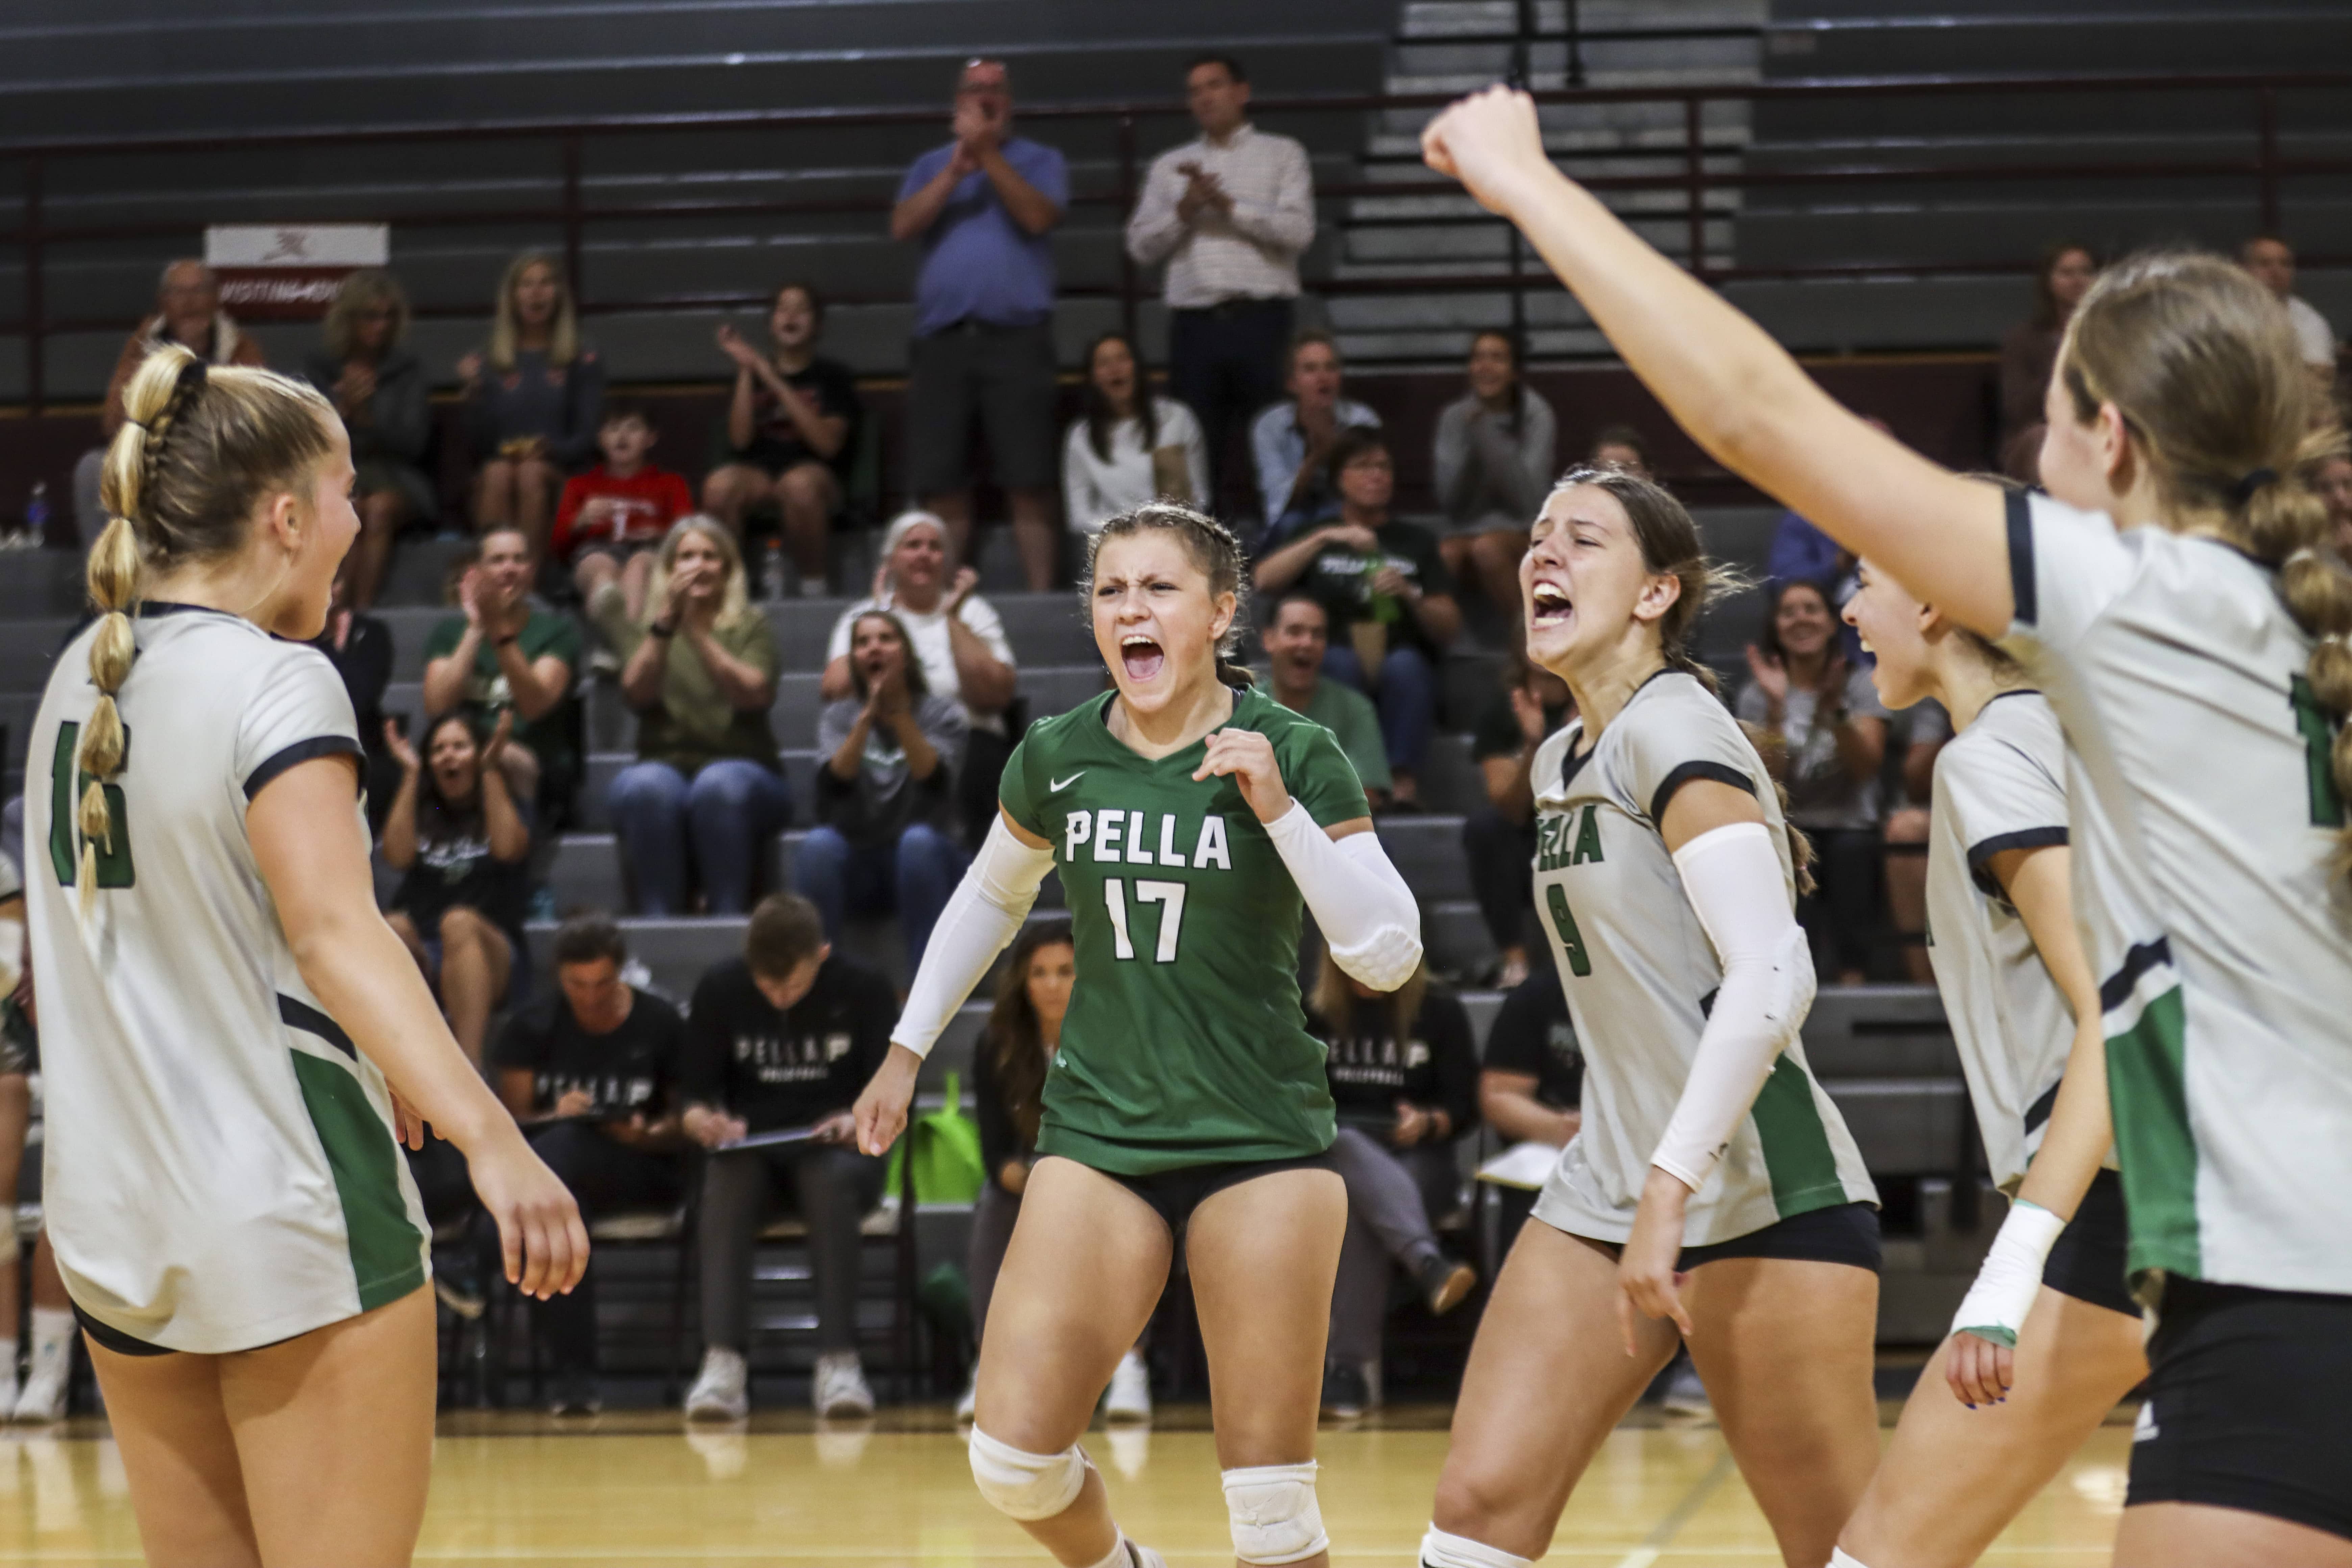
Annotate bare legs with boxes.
[1882,806,1932,983]
[1440,529,1530,634]
[573,549,657,621]
[704,461,839,589]
[1431,1219,1880,1567]
[974,1157,1346,1568]
[474,457,560,557]
[385,906,511,1069]
[92,1284,437,1568]
[926,487,1061,593]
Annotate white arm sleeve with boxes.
[1262,802,1424,991]
[0,917,20,998]
[1651,822,1817,1191]
[889,815,1056,1059]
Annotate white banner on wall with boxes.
[204,224,390,319]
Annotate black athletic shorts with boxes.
[2042,1169,2137,1317]
[1580,1200,1883,1274]
[2126,1276,2352,1542]
[1094,1152,1338,1239]
[72,1302,311,1359]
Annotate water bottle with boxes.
[1360,546,1400,625]
[23,480,48,546]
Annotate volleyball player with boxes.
[853,502,1423,1568]
[1424,83,2352,1567]
[25,343,585,1566]
[1418,466,1882,1568]
[1830,558,2146,1565]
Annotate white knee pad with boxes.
[1418,1526,1531,1568]
[1828,1551,1877,1568]
[1224,1462,1329,1565]
[967,1426,1091,1522]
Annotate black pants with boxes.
[521,1121,683,1373]
[1168,297,1292,517]
[697,1144,885,1355]
[1797,826,1883,980]
[1464,806,1540,956]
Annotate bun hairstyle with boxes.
[1084,502,1256,689]
[2059,250,2352,884]
[1545,464,1815,890]
[80,341,336,914]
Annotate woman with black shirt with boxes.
[1309,950,1479,1418]
[313,560,398,832]
[1477,967,1584,1251]
[383,710,532,1068]
[962,920,1154,1426]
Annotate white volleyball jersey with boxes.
[1924,690,2107,1193]
[2004,489,2352,1298]
[26,604,428,1352]
[1527,671,1876,1247]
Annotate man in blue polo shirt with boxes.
[891,58,1068,592]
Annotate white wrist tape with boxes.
[0,918,20,998]
[1262,803,1423,991]
[1950,1198,2064,1348]
[1651,822,1816,1191]
[890,815,1054,1059]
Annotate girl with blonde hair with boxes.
[458,251,606,553]
[306,268,433,609]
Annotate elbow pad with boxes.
[1650,823,1816,1191]
[1264,804,1424,991]
[890,816,1054,1059]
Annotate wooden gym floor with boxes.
[0,1400,2135,1565]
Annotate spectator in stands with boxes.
[1738,579,1890,985]
[73,259,267,547]
[1476,965,1581,1251]
[1434,330,1557,618]
[1125,53,1315,508]
[958,919,1154,1425]
[1461,651,1573,988]
[798,610,968,971]
[1586,423,1651,479]
[0,940,77,1424]
[422,526,583,820]
[557,403,696,620]
[704,283,863,591]
[1253,429,1460,810]
[1251,328,1381,535]
[1882,700,1950,984]
[2243,233,2342,394]
[821,511,1017,844]
[1262,592,1391,811]
[312,556,399,832]
[1767,416,1891,665]
[382,711,531,1067]
[305,269,433,609]
[1061,330,1209,533]
[1998,240,2097,481]
[890,58,1068,592]
[597,517,787,916]
[679,895,894,1421]
[2315,449,2352,557]
[1309,951,1479,1419]
[460,251,606,553]
[493,915,687,1416]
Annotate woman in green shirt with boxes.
[596,517,786,914]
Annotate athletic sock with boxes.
[1828,1550,1875,1568]
[1420,1525,1532,1568]
[27,1308,74,1369]
[1077,1533,1131,1568]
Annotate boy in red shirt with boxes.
[559,403,695,617]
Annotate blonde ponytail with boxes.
[74,342,337,915]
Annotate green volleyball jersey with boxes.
[1000,684,1370,1174]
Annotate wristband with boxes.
[1950,1198,2065,1347]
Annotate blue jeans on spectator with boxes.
[791,822,965,971]
[1321,641,1437,776]
[608,758,792,916]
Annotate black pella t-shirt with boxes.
[1480,967,1583,1112]
[493,987,682,1117]
[680,955,897,1132]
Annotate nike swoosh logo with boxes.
[1049,773,1085,792]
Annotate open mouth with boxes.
[1120,634,1165,683]
[1529,582,1571,628]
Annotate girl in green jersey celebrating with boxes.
[855,503,1424,1568]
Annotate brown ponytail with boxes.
[78,343,337,916]
[2061,251,2352,887]
[1083,501,1258,689]
[1547,465,1817,891]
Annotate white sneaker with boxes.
[813,1350,874,1419]
[954,1369,978,1424]
[13,1353,68,1424]
[684,1347,749,1422]
[1102,1349,1152,1423]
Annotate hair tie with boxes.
[176,357,209,399]
[2231,467,2279,505]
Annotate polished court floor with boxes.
[0,1402,2135,1565]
